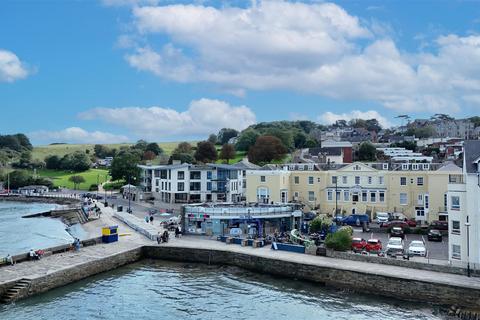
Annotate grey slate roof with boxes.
[464,140,480,174]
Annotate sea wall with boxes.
[27,247,142,297]
[144,246,480,308]
[326,250,479,277]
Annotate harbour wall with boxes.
[2,244,480,308]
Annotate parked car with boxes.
[429,220,448,231]
[390,226,405,239]
[341,214,370,226]
[404,219,417,227]
[427,229,443,242]
[408,240,427,257]
[351,237,367,252]
[365,238,382,253]
[386,237,404,256]
[376,212,390,224]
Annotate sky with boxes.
[1,0,480,145]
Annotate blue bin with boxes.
[102,234,118,243]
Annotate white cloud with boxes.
[29,127,129,144]
[78,98,256,139]
[319,110,393,128]
[0,49,30,83]
[118,1,480,114]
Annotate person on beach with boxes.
[149,216,154,224]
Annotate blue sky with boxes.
[0,0,479,145]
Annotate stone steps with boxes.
[1,278,31,304]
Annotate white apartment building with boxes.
[139,163,244,204]
[448,141,480,268]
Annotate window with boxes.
[332,176,337,184]
[368,176,372,184]
[400,193,408,205]
[354,165,361,170]
[190,171,201,180]
[260,176,266,182]
[382,163,389,170]
[342,176,347,184]
[417,177,424,186]
[402,164,409,170]
[423,163,430,170]
[379,176,384,185]
[317,177,321,183]
[417,194,423,205]
[355,176,360,185]
[177,182,184,191]
[379,192,385,202]
[362,191,367,202]
[336,191,341,201]
[412,164,419,170]
[352,193,359,202]
[308,191,315,202]
[207,171,212,179]
[400,177,407,186]
[451,196,460,210]
[425,194,429,209]
[177,171,185,180]
[294,176,299,184]
[370,192,376,203]
[308,176,314,185]
[452,220,461,235]
[327,191,333,201]
[452,245,461,260]
[206,182,212,191]
[160,170,167,179]
[343,191,350,202]
[294,192,299,199]
[190,182,201,191]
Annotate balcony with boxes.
[449,174,464,184]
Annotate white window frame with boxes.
[452,244,461,260]
[308,191,315,202]
[400,193,408,205]
[342,176,347,184]
[378,176,384,185]
[379,192,385,202]
[327,190,333,201]
[417,177,424,186]
[400,177,407,186]
[308,176,314,185]
[451,196,460,210]
[343,190,350,202]
[368,176,372,185]
[370,192,376,203]
[355,176,360,185]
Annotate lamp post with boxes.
[465,219,471,277]
[335,176,339,217]
[104,174,108,206]
[128,176,132,214]
[96,174,99,199]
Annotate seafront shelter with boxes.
[182,203,302,237]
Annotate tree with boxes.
[264,127,294,150]
[69,175,86,190]
[405,126,436,139]
[235,128,259,151]
[357,142,376,161]
[145,142,163,155]
[248,135,287,164]
[219,144,236,164]
[45,155,61,170]
[294,132,307,148]
[94,144,111,158]
[8,170,33,189]
[143,150,156,161]
[170,153,194,164]
[217,128,239,145]
[132,139,148,151]
[194,141,218,163]
[110,152,141,182]
[174,142,193,154]
[208,134,218,145]
[60,151,91,171]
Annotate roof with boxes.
[321,140,352,148]
[18,185,49,190]
[232,159,260,170]
[121,184,137,190]
[436,162,462,172]
[464,140,480,174]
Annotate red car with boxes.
[380,220,410,229]
[351,237,367,252]
[365,239,382,253]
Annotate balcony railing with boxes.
[449,174,464,184]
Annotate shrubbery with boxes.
[325,229,352,251]
[103,181,125,191]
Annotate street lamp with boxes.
[128,175,136,214]
[465,219,471,277]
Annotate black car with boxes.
[390,226,405,239]
[427,229,443,242]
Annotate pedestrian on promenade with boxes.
[150,216,154,225]
[157,232,162,244]
[6,254,14,265]
[29,249,39,261]
[145,216,149,223]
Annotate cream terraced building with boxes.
[246,162,461,223]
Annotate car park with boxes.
[390,226,405,239]
[408,240,427,257]
[351,237,366,252]
[427,229,443,242]
[386,237,404,256]
[365,239,382,253]
[429,220,448,231]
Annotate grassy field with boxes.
[215,151,246,164]
[37,168,110,189]
[31,142,191,161]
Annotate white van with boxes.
[376,212,390,224]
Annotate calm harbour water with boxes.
[0,201,76,256]
[0,260,445,320]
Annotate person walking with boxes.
[149,215,154,225]
[6,254,14,266]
